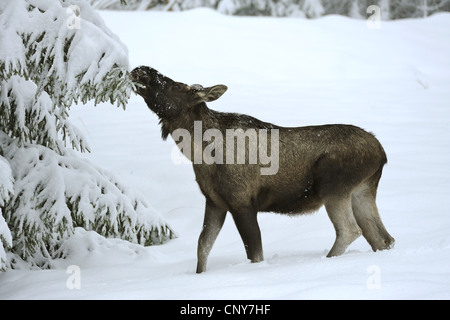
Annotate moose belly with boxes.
[256,185,323,215]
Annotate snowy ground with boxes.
[1,9,450,300]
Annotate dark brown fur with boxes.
[130,66,395,273]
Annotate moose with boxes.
[130,66,395,273]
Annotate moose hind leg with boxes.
[351,183,395,252]
[196,200,227,273]
[325,196,362,257]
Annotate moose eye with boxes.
[174,84,181,90]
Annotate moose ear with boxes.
[195,85,228,102]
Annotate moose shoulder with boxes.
[130,66,395,273]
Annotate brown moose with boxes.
[130,66,395,273]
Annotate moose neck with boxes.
[161,102,215,141]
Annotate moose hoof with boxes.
[376,237,395,251]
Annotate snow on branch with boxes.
[0,132,176,268]
[0,155,14,271]
[0,0,133,152]
[1,0,132,98]
[0,75,89,153]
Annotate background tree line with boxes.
[89,0,450,19]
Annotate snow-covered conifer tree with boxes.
[0,0,175,269]
[0,156,13,271]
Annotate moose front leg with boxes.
[231,207,264,263]
[196,200,227,273]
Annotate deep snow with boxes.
[0,9,449,300]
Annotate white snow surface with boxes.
[1,9,450,299]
